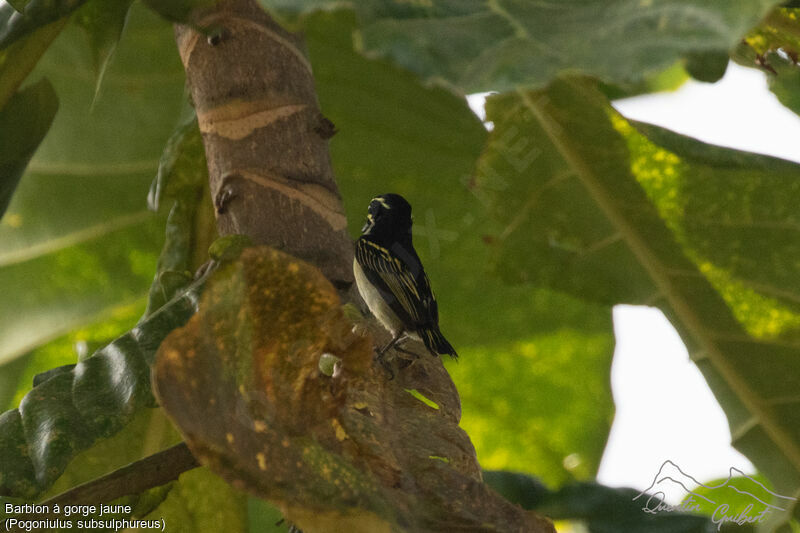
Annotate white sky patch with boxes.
[598,306,753,503]
[467,92,495,130]
[613,63,800,163]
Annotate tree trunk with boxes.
[175,0,353,288]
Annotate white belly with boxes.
[353,258,405,334]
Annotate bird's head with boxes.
[361,193,412,237]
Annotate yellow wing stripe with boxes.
[357,239,432,325]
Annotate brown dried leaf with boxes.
[153,246,553,532]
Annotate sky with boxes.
[470,62,800,503]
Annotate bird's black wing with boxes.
[354,238,438,329]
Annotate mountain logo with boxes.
[633,460,797,530]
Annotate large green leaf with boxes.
[262,0,782,93]
[476,77,800,521]
[0,78,57,218]
[0,299,145,413]
[305,11,614,486]
[0,97,218,501]
[144,113,215,317]
[0,0,208,52]
[0,16,66,110]
[681,472,796,531]
[140,0,217,25]
[141,467,247,533]
[485,470,731,533]
[0,272,206,499]
[0,0,85,50]
[0,3,186,366]
[71,0,134,94]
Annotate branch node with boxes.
[207,26,230,47]
[214,173,241,214]
[314,113,338,140]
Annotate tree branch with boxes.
[42,442,199,507]
[2,443,199,533]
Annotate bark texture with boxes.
[175,0,353,287]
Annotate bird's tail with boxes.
[420,327,458,359]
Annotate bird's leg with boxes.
[376,330,405,356]
[375,330,406,379]
[393,339,418,357]
[390,333,419,369]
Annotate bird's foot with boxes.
[396,356,415,370]
[393,344,418,357]
[393,342,419,370]
[373,348,395,380]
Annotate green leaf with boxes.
[0,273,206,498]
[0,78,57,219]
[141,467,247,533]
[141,0,217,25]
[0,0,133,104]
[599,61,689,101]
[482,470,550,510]
[485,470,744,533]
[0,408,182,530]
[0,3,186,366]
[0,0,87,50]
[540,483,724,533]
[147,114,206,213]
[1,299,145,412]
[0,352,32,413]
[476,77,800,521]
[681,472,796,531]
[306,10,615,486]
[0,15,66,110]
[766,53,800,116]
[736,8,800,117]
[741,8,800,57]
[7,0,31,13]
[684,50,730,83]
[140,470,288,533]
[37,407,181,498]
[261,0,782,93]
[143,114,214,318]
[72,0,134,96]
[246,497,286,533]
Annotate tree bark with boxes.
[175,0,353,288]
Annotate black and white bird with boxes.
[353,193,457,362]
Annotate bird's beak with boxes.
[361,213,374,233]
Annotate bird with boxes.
[353,193,457,366]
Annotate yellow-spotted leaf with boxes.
[476,77,800,526]
[154,246,554,533]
